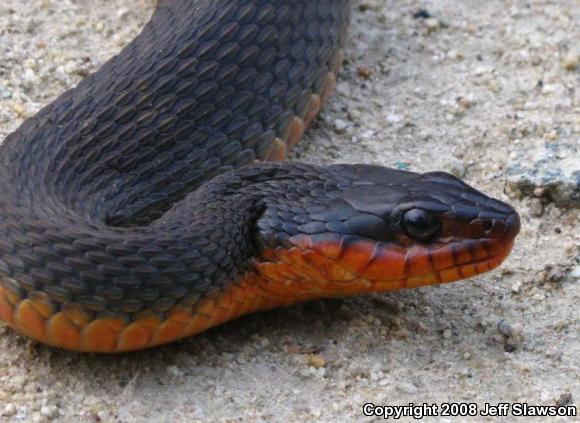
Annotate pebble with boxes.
[529,198,544,217]
[424,18,440,33]
[498,319,513,337]
[356,66,373,79]
[334,119,348,133]
[506,139,579,208]
[308,354,326,369]
[511,280,522,293]
[2,404,17,417]
[562,52,579,71]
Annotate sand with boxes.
[0,1,578,422]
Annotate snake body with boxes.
[0,0,520,352]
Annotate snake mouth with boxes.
[252,215,519,301]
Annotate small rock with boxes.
[506,139,579,208]
[308,354,326,369]
[2,404,16,417]
[497,319,513,337]
[562,52,579,71]
[529,198,544,217]
[424,18,440,33]
[533,187,546,197]
[334,119,348,133]
[356,66,373,79]
[458,96,475,109]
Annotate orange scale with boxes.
[14,300,48,342]
[134,314,162,330]
[485,241,506,257]
[236,297,259,317]
[260,249,276,261]
[296,265,327,283]
[329,279,370,295]
[226,282,247,303]
[284,248,309,268]
[62,308,92,328]
[193,298,218,319]
[184,313,212,336]
[152,319,186,346]
[292,278,323,294]
[407,273,440,289]
[271,248,292,264]
[405,246,432,277]
[267,139,287,161]
[118,321,155,351]
[459,263,478,279]
[167,306,193,324]
[452,243,473,265]
[257,278,293,297]
[212,290,233,310]
[30,299,54,318]
[302,249,332,270]
[489,257,503,270]
[0,287,15,326]
[370,279,407,292]
[1,285,22,306]
[429,246,455,271]
[47,313,81,351]
[80,319,119,353]
[271,262,298,280]
[363,247,406,280]
[225,300,245,320]
[340,241,376,274]
[472,244,489,261]
[254,262,286,283]
[303,95,322,127]
[286,117,305,149]
[326,263,356,282]
[475,261,491,274]
[207,302,234,327]
[439,267,462,284]
[311,240,342,260]
[320,72,337,105]
[330,50,345,73]
[253,294,274,312]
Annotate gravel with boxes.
[0,1,579,422]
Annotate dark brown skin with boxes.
[0,0,520,352]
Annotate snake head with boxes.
[252,164,520,301]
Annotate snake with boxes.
[0,0,520,353]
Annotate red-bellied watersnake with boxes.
[0,0,520,352]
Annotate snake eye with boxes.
[402,209,441,242]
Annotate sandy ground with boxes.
[0,0,578,422]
